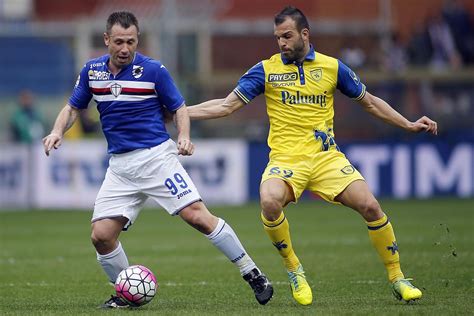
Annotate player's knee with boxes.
[260,196,277,211]
[91,230,116,253]
[260,195,283,219]
[358,198,383,221]
[179,202,216,234]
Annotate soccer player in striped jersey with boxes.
[187,6,438,306]
[42,11,273,308]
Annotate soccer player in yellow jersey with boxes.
[187,6,437,305]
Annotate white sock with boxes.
[206,218,257,276]
[96,241,129,283]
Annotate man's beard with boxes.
[283,39,306,63]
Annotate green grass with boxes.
[1,198,473,315]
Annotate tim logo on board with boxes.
[346,143,473,198]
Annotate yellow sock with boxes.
[367,214,404,283]
[261,211,300,272]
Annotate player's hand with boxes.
[42,133,62,156]
[177,138,194,156]
[407,116,438,135]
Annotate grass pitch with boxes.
[1,198,473,315]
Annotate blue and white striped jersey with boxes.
[69,52,184,154]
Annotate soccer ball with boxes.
[115,265,157,307]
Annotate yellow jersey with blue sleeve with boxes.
[233,45,366,158]
[233,46,366,202]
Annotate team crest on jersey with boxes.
[110,82,122,97]
[310,68,322,81]
[133,65,144,79]
[341,165,355,174]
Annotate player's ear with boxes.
[301,28,309,41]
[103,32,110,46]
[133,30,140,46]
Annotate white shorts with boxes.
[92,139,201,230]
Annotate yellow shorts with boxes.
[261,150,365,203]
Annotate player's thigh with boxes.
[307,150,365,203]
[260,158,310,203]
[93,168,147,230]
[140,151,201,215]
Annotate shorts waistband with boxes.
[111,139,172,158]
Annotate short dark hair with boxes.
[274,6,309,32]
[106,11,139,34]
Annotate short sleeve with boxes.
[155,64,185,111]
[233,62,265,104]
[69,65,93,109]
[336,60,366,101]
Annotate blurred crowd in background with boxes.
[1,0,473,145]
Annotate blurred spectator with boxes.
[9,90,45,143]
[442,0,474,65]
[406,21,433,66]
[340,40,366,69]
[380,31,407,73]
[426,13,462,70]
[62,108,100,140]
[79,108,100,135]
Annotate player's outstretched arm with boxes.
[187,91,246,120]
[174,104,194,156]
[358,91,438,135]
[42,104,80,156]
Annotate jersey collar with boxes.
[281,44,315,65]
